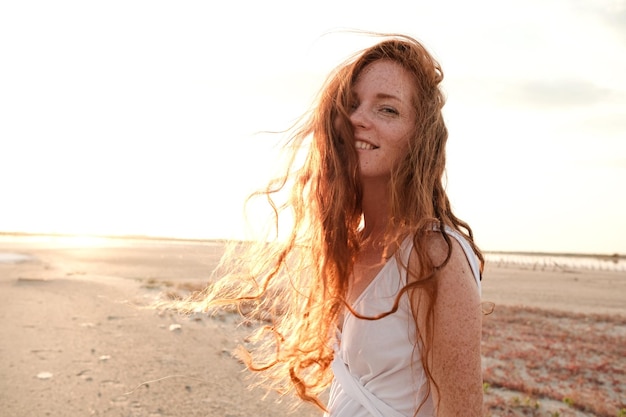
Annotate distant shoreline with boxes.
[0,230,624,260]
[485,249,625,261]
[0,231,230,245]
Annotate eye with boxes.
[349,99,360,113]
[380,106,399,115]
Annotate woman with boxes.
[193,34,484,417]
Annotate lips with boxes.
[355,140,378,150]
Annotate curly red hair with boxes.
[182,33,483,412]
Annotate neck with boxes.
[359,178,405,261]
[360,177,391,239]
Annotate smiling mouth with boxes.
[355,140,378,150]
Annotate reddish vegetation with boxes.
[481,305,626,417]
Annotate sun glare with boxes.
[42,234,115,248]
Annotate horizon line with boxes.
[1,230,623,260]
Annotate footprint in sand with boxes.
[100,379,124,389]
[110,395,129,406]
[76,369,93,382]
[110,397,148,417]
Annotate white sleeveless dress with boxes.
[325,228,482,417]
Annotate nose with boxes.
[349,104,369,129]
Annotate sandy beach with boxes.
[1,235,624,417]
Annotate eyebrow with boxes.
[375,92,403,102]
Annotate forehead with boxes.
[353,60,416,100]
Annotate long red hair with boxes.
[181,33,483,411]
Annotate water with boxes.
[0,253,34,264]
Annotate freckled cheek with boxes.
[388,128,413,148]
[387,134,412,164]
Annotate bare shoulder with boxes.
[408,230,483,415]
[428,231,481,314]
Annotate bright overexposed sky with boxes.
[1,0,625,254]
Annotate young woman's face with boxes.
[349,60,417,180]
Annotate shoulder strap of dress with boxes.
[399,226,482,292]
[442,225,482,292]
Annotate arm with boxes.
[411,235,483,416]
